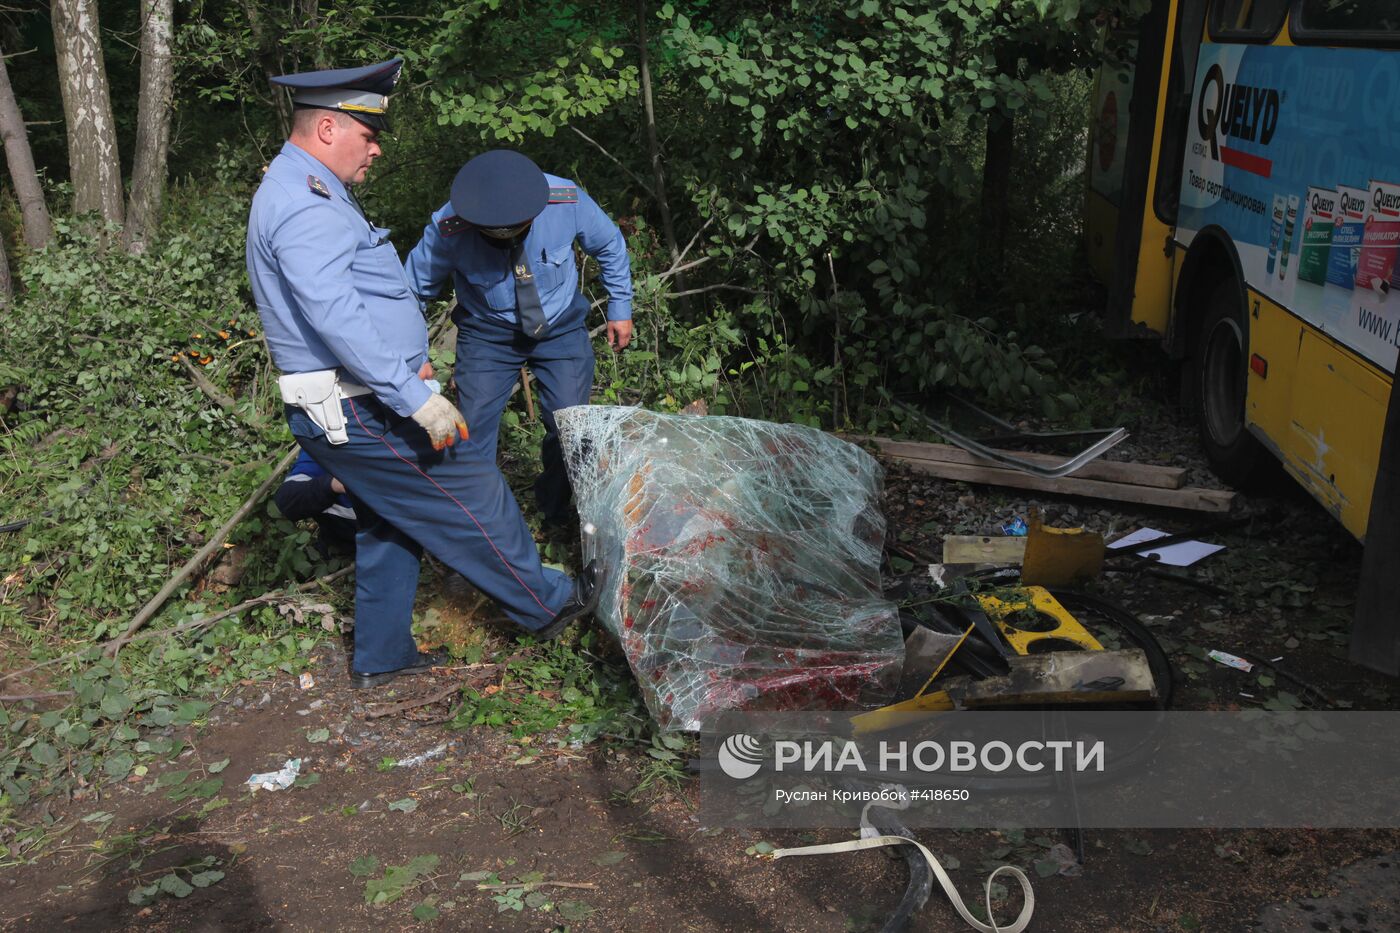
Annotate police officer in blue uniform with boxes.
[246,61,597,688]
[404,150,634,525]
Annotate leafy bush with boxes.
[0,182,336,824]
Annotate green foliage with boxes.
[363,854,439,905]
[127,856,226,906]
[421,2,639,142]
[645,0,1143,417]
[447,631,644,743]
[0,181,337,829]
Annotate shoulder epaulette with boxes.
[307,175,331,199]
[438,215,470,236]
[548,186,578,204]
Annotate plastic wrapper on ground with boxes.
[556,405,904,732]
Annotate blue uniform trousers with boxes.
[454,298,595,523]
[289,397,572,674]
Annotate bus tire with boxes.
[1193,279,1269,488]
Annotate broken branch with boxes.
[179,356,238,414]
[106,446,301,655]
[568,125,654,198]
[476,881,598,893]
[0,691,74,703]
[665,284,763,299]
[363,668,499,720]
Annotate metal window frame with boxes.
[1207,0,1290,42]
[1289,0,1400,47]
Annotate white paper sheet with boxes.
[1108,527,1224,567]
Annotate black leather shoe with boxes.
[349,650,448,690]
[530,560,602,641]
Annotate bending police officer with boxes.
[404,150,634,525]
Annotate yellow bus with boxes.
[1086,0,1400,672]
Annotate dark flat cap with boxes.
[450,150,549,229]
[272,58,403,132]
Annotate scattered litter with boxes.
[1240,691,1255,698]
[1208,650,1255,673]
[1001,516,1028,536]
[299,672,315,690]
[1271,656,1284,663]
[245,758,301,792]
[396,743,448,769]
[308,699,324,710]
[1108,527,1224,567]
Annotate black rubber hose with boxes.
[868,810,933,933]
[825,777,933,933]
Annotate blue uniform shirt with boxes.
[403,175,633,328]
[247,141,432,417]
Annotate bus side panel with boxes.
[1247,290,1388,538]
[1123,0,1184,337]
[1283,333,1389,539]
[1243,290,1302,462]
[1129,215,1175,336]
[1174,41,1400,539]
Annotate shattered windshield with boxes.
[557,406,904,732]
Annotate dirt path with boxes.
[5,641,1399,932]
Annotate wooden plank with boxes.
[890,454,1237,512]
[853,436,1187,489]
[1351,383,1400,676]
[942,535,1027,565]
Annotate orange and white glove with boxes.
[411,394,469,450]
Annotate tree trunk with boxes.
[0,231,11,306]
[976,110,1013,294]
[0,48,52,250]
[123,0,175,254]
[296,0,326,68]
[51,0,124,226]
[243,0,290,137]
[635,0,687,306]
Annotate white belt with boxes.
[278,369,371,445]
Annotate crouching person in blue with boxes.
[246,60,597,689]
[275,449,358,556]
[404,149,634,526]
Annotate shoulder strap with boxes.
[437,215,470,236]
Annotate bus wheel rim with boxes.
[1202,316,1245,447]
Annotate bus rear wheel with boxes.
[1193,279,1269,489]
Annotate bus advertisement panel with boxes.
[1175,42,1400,376]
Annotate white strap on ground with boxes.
[770,834,1034,933]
